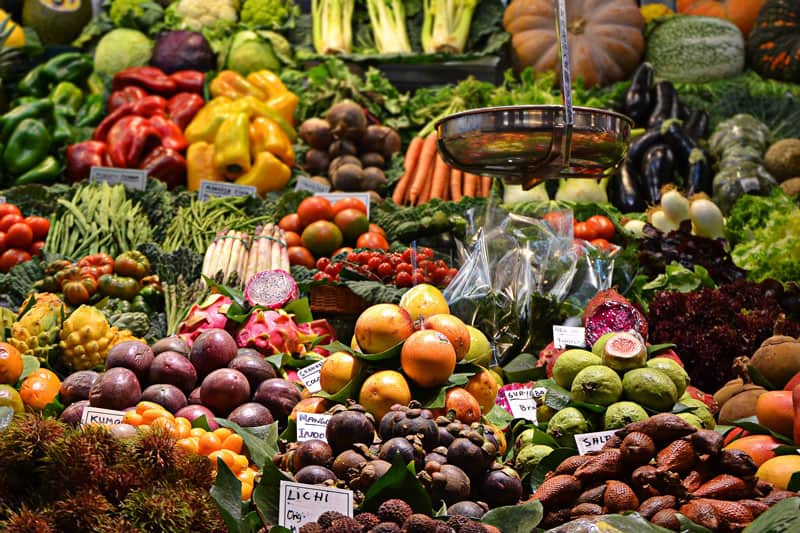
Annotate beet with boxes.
[89,368,142,411]
[327,100,366,141]
[360,125,401,159]
[152,336,190,356]
[190,329,238,378]
[105,341,154,383]
[60,400,89,426]
[200,368,250,417]
[175,404,219,430]
[299,118,333,150]
[141,384,187,413]
[228,354,277,391]
[227,402,274,427]
[59,370,100,406]
[360,152,385,168]
[149,351,197,394]
[304,148,330,175]
[328,139,357,158]
[253,378,301,423]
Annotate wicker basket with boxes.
[311,284,370,315]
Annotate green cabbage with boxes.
[94,28,153,75]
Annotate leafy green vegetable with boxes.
[370,197,484,243]
[642,262,716,294]
[744,498,800,532]
[0,258,44,311]
[481,500,543,533]
[0,183,72,217]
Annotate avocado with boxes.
[23,0,92,45]
[764,138,800,183]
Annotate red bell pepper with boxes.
[93,102,135,142]
[65,141,112,182]
[170,70,205,94]
[139,146,187,189]
[108,86,148,113]
[132,95,168,117]
[112,66,177,96]
[167,93,205,130]
[149,115,187,152]
[107,116,161,167]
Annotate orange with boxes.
[0,342,23,385]
[443,387,481,424]
[424,314,471,361]
[190,427,207,438]
[756,391,794,437]
[724,435,782,467]
[320,351,362,394]
[358,370,411,421]
[222,433,244,454]
[19,375,59,410]
[198,431,223,456]
[174,417,192,439]
[464,368,500,414]
[141,408,173,424]
[400,330,456,388]
[209,449,239,473]
[756,455,800,490]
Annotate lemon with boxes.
[399,283,449,322]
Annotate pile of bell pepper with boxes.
[66,66,206,188]
[0,52,104,186]
[185,69,298,195]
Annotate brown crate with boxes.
[311,284,370,315]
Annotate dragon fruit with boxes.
[537,342,566,378]
[177,294,232,347]
[582,288,648,347]
[244,270,298,309]
[495,381,536,414]
[236,310,334,355]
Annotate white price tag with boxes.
[81,406,126,427]
[316,192,371,220]
[278,481,353,531]
[297,360,325,393]
[198,180,257,201]
[295,176,331,193]
[297,412,331,443]
[739,177,761,193]
[553,325,587,350]
[89,166,147,190]
[575,430,618,455]
[506,386,546,423]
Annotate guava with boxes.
[464,326,491,366]
[622,368,678,411]
[571,365,623,406]
[552,349,601,389]
[601,331,647,372]
[603,401,649,430]
[546,407,590,448]
[515,444,554,473]
[591,332,616,356]
[677,398,716,429]
[676,412,704,430]
[515,428,537,451]
[646,357,689,398]
[537,404,557,424]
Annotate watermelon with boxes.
[645,16,745,83]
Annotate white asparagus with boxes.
[280,231,290,271]
[217,230,235,281]
[237,232,252,287]
[207,230,228,281]
[260,223,274,273]
[271,226,282,272]
[226,231,244,286]
[243,226,261,285]
[201,232,222,279]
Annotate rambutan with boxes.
[49,491,113,531]
[1,505,56,533]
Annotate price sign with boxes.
[198,180,257,201]
[89,166,147,190]
[81,406,126,427]
[575,430,618,455]
[553,325,587,350]
[295,177,331,193]
[296,412,331,443]
[506,386,546,423]
[297,360,324,394]
[315,192,371,219]
[278,481,353,531]
[0,196,5,204]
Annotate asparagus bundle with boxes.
[201,226,290,289]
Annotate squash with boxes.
[748,0,800,83]
[644,15,745,83]
[677,0,767,36]
[502,0,645,88]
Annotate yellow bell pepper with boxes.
[184,97,233,144]
[249,116,295,167]
[266,91,299,126]
[186,142,222,191]
[228,96,297,142]
[209,71,268,101]
[213,113,252,180]
[246,70,289,99]
[235,151,291,195]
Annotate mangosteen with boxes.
[59,370,100,406]
[200,368,250,416]
[190,329,238,378]
[293,439,334,471]
[446,436,493,480]
[149,351,197,395]
[228,353,277,391]
[89,367,142,410]
[294,465,337,485]
[300,118,333,150]
[327,100,367,141]
[360,152,385,168]
[151,336,190,356]
[425,448,448,466]
[105,341,154,383]
[141,383,187,413]
[60,399,89,426]
[426,463,471,506]
[326,403,376,455]
[332,449,368,483]
[479,464,523,508]
[378,436,425,472]
[447,501,488,519]
[253,378,301,424]
[379,402,439,451]
[228,402,274,428]
[378,407,405,438]
[304,148,330,175]
[350,459,391,491]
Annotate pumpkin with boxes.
[677,0,767,36]
[503,0,645,88]
[748,0,800,82]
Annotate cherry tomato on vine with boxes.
[0,204,21,219]
[395,271,413,287]
[585,215,615,241]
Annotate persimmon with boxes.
[0,342,23,385]
[756,391,794,437]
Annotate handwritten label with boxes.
[297,360,324,394]
[575,430,618,455]
[81,406,126,427]
[198,180,257,201]
[297,412,331,443]
[89,166,147,190]
[553,325,587,350]
[316,192,371,219]
[278,481,353,531]
[506,386,546,423]
[295,176,331,193]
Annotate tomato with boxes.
[331,197,367,216]
[369,224,385,237]
[573,221,596,241]
[5,223,32,250]
[278,213,301,233]
[585,215,615,241]
[0,249,31,273]
[395,271,413,287]
[0,204,21,219]
[356,231,389,250]
[287,246,315,268]
[30,241,45,257]
[297,197,334,228]
[23,216,49,241]
[0,232,5,251]
[590,238,615,252]
[543,211,569,231]
[0,214,23,232]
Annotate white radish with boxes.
[648,207,679,233]
[623,219,647,238]
[660,186,691,224]
[690,194,725,239]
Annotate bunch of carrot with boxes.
[392,132,493,206]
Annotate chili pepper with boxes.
[10,96,39,107]
[132,95,168,117]
[114,250,150,279]
[13,155,60,185]
[167,92,205,130]
[229,96,296,141]
[623,62,654,127]
[66,141,112,182]
[214,113,251,179]
[78,253,115,275]
[148,115,187,152]
[186,141,221,191]
[130,294,153,314]
[42,53,93,85]
[3,119,51,175]
[642,144,675,204]
[108,86,148,113]
[93,102,135,142]
[107,116,161,167]
[112,66,177,96]
[139,146,186,189]
[49,81,84,116]
[209,70,267,101]
[249,115,294,166]
[75,94,106,128]
[236,151,291,195]
[246,70,289,99]
[137,284,163,309]
[184,96,233,144]
[98,274,140,300]
[87,72,107,96]
[0,99,53,142]
[170,70,204,94]
[16,63,47,97]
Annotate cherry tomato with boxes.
[543,211,567,231]
[345,252,359,263]
[367,256,383,271]
[316,257,331,271]
[0,249,31,273]
[5,223,33,250]
[0,204,21,219]
[573,221,596,241]
[395,271,413,287]
[0,214,23,233]
[312,271,332,281]
[0,232,5,251]
[401,248,415,263]
[411,272,426,285]
[378,262,394,278]
[30,241,45,257]
[447,268,459,277]
[396,263,412,274]
[590,238,615,252]
[585,215,615,241]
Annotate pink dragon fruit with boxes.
[236,310,335,355]
[299,319,337,356]
[495,381,536,414]
[244,270,298,309]
[582,288,648,347]
[177,293,232,347]
[537,342,566,378]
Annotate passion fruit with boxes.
[59,370,100,406]
[228,354,277,391]
[174,404,219,430]
[141,383,187,413]
[60,399,89,426]
[228,402,274,427]
[253,378,302,424]
[105,341,154,383]
[190,328,239,378]
[199,368,250,416]
[89,368,142,411]
[149,351,197,395]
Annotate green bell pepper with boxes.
[75,94,105,128]
[137,284,164,309]
[50,82,84,116]
[130,294,153,314]
[3,119,51,176]
[52,111,74,145]
[13,155,60,185]
[16,64,48,97]
[42,53,93,85]
[0,99,53,142]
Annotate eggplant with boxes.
[624,62,654,126]
[685,110,709,140]
[612,159,648,213]
[646,81,678,129]
[686,149,713,196]
[677,101,691,122]
[627,129,663,171]
[662,120,700,177]
[642,144,675,204]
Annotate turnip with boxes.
[689,194,725,239]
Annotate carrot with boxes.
[481,176,492,198]
[429,155,449,200]
[419,162,434,204]
[408,132,438,204]
[450,169,462,201]
[464,173,478,197]
[442,167,451,201]
[392,135,424,204]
